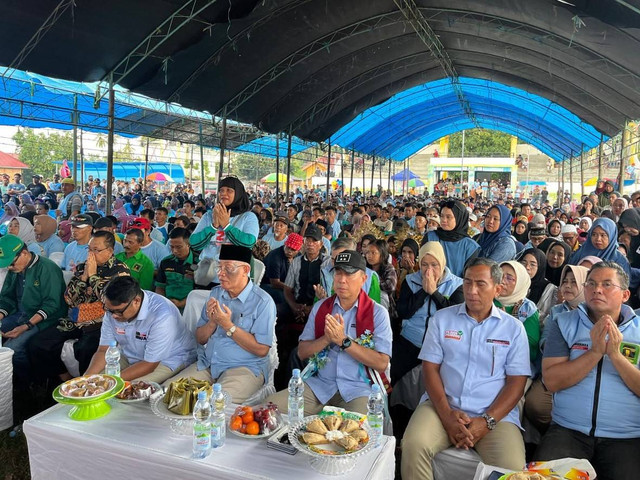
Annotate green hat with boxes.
[0,234,24,268]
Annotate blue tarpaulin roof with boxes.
[331,78,607,162]
[234,135,314,158]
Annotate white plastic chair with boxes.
[251,259,266,285]
[245,332,279,406]
[49,252,64,268]
[61,340,81,377]
[182,289,210,333]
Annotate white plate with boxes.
[115,381,162,403]
[228,422,284,440]
[150,390,231,420]
[58,374,117,400]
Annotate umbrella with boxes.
[519,180,546,186]
[408,178,425,187]
[147,172,174,182]
[391,168,419,181]
[583,177,598,187]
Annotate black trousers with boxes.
[535,423,640,480]
[28,325,101,382]
[390,335,421,386]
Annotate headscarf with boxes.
[512,220,529,244]
[520,248,549,304]
[418,241,446,280]
[569,217,621,265]
[497,261,531,307]
[129,194,142,214]
[435,200,469,242]
[559,265,590,309]
[20,193,34,206]
[19,211,36,224]
[12,217,36,245]
[578,255,602,267]
[218,177,251,217]
[112,198,128,223]
[58,221,72,243]
[477,205,512,251]
[547,219,563,240]
[619,208,640,267]
[544,240,571,286]
[34,214,57,242]
[0,201,18,224]
[400,238,419,259]
[579,216,593,231]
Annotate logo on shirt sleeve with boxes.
[620,342,640,365]
[444,330,463,340]
[571,342,589,351]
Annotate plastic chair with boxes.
[61,340,81,377]
[244,332,279,406]
[182,289,210,334]
[251,258,266,285]
[49,252,64,268]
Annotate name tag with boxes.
[486,338,510,347]
[115,327,126,335]
[571,342,589,351]
[135,331,148,341]
[444,330,463,340]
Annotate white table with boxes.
[0,347,13,431]
[23,401,396,480]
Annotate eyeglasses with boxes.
[89,247,109,254]
[215,264,242,276]
[502,273,517,284]
[583,280,624,291]
[103,296,136,316]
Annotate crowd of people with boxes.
[1,171,639,480]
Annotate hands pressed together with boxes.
[323,313,346,345]
[212,203,231,229]
[443,410,490,449]
[590,314,623,358]
[206,297,233,331]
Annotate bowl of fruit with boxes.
[229,403,284,439]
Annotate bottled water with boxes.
[192,391,212,459]
[104,341,120,377]
[210,383,226,448]
[288,368,305,424]
[367,384,384,447]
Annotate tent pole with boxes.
[349,148,355,198]
[580,144,585,198]
[388,157,392,195]
[569,150,574,200]
[275,136,280,210]
[189,145,194,186]
[144,137,150,188]
[557,159,561,204]
[79,128,84,189]
[218,113,227,181]
[199,123,205,196]
[326,139,332,201]
[597,133,604,181]
[379,156,383,194]
[362,154,366,198]
[72,94,78,186]
[620,120,628,195]
[105,78,115,215]
[370,155,375,196]
[286,131,292,202]
[340,149,344,200]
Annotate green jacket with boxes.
[0,254,68,330]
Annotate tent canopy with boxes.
[2,1,640,161]
[57,161,185,184]
[392,168,419,181]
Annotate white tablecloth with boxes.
[23,401,396,480]
[0,347,14,431]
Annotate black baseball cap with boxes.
[94,217,116,229]
[333,250,366,274]
[70,214,93,228]
[304,224,323,241]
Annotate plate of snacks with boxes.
[58,374,117,400]
[115,381,162,403]
[288,411,374,474]
[229,403,284,439]
[499,474,558,480]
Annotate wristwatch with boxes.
[481,413,497,430]
[226,325,237,337]
[340,337,352,350]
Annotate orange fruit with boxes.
[239,424,247,434]
[240,408,254,424]
[246,421,260,435]
[230,415,243,431]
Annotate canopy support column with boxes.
[144,137,150,186]
[340,149,344,200]
[362,155,366,197]
[561,159,565,201]
[379,156,383,194]
[79,129,84,188]
[370,155,375,196]
[349,148,355,197]
[598,133,604,181]
[218,113,227,181]
[620,120,628,196]
[199,123,205,196]
[326,139,332,200]
[569,150,574,199]
[286,131,292,202]
[403,159,407,196]
[580,144,585,198]
[387,157,391,195]
[275,136,280,210]
[557,160,561,204]
[105,77,115,215]
[72,94,78,185]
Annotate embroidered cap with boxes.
[333,249,366,274]
[0,234,24,268]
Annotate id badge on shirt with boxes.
[620,342,640,366]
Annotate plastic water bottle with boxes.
[367,384,384,448]
[210,383,226,448]
[192,391,212,459]
[104,341,120,377]
[288,368,305,424]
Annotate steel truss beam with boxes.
[217,11,404,121]
[94,0,219,107]
[393,0,478,128]
[2,0,76,80]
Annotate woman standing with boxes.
[190,177,259,283]
[392,242,464,384]
[619,208,640,268]
[421,199,479,276]
[476,204,516,262]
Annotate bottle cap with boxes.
[372,384,381,393]
[109,340,117,347]
[293,368,301,377]
[198,391,207,401]
[213,383,221,392]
